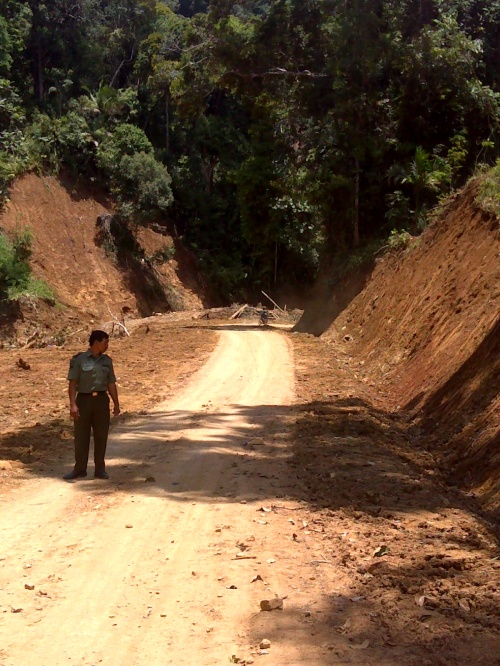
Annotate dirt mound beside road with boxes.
[300,181,500,511]
[0,173,207,340]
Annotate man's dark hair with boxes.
[89,330,109,345]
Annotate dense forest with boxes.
[0,0,499,300]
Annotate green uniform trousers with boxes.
[74,393,110,473]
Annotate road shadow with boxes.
[408,317,500,494]
[1,397,496,535]
[246,591,499,665]
[2,395,498,664]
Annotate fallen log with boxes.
[230,304,248,319]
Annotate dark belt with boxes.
[78,391,107,397]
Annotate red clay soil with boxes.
[301,181,499,514]
[0,173,207,331]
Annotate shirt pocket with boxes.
[81,362,94,372]
[97,364,110,384]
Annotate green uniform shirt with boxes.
[67,350,117,393]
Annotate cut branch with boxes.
[110,47,135,88]
[107,307,130,336]
[261,291,285,313]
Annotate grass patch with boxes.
[476,161,500,217]
[7,276,56,304]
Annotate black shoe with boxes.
[63,469,87,480]
[94,471,109,480]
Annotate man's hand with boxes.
[70,404,79,420]
[108,383,120,417]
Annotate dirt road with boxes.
[1,325,499,666]
[0,328,326,666]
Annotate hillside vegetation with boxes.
[0,0,500,301]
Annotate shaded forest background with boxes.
[0,0,499,301]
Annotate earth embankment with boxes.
[299,182,499,510]
[0,173,208,336]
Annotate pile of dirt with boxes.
[298,181,499,512]
[0,173,209,341]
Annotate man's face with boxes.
[94,338,109,355]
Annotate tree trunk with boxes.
[200,156,218,194]
[353,158,360,247]
[274,241,278,286]
[36,34,44,102]
[165,91,170,153]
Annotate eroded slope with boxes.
[0,173,208,331]
[304,182,500,510]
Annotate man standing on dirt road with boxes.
[63,330,120,481]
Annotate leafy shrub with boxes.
[0,227,31,290]
[23,111,95,173]
[0,228,55,303]
[0,78,25,139]
[21,113,59,171]
[55,112,96,171]
[0,79,27,195]
[95,125,172,219]
[96,123,154,175]
[72,87,139,122]
[387,228,413,250]
[0,151,24,198]
[0,17,12,77]
[7,275,56,303]
[119,152,173,217]
[385,190,413,229]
